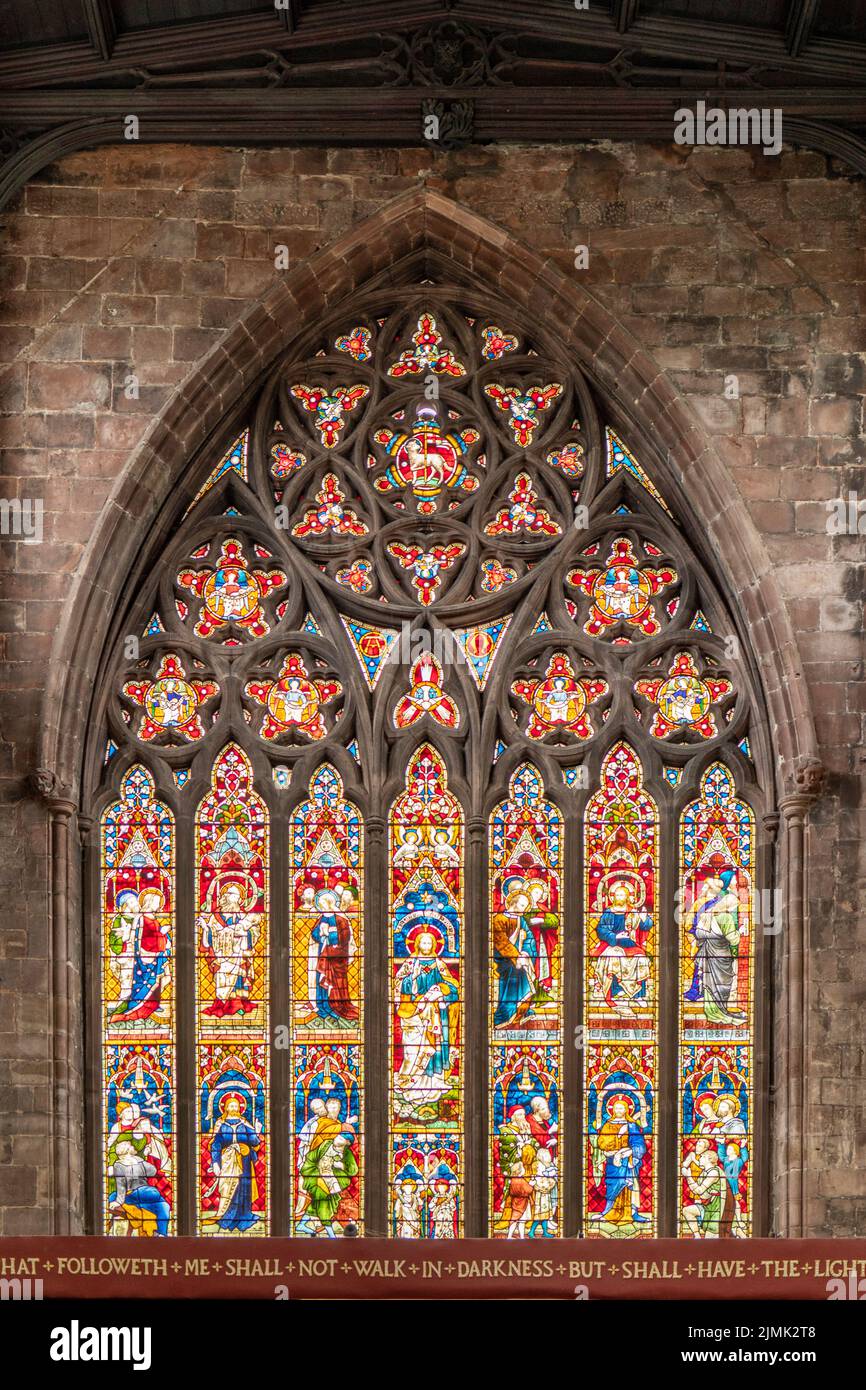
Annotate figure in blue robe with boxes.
[209,1102,261,1232]
[492,878,538,1027]
[594,1099,649,1225]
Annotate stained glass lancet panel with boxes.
[679,764,754,1237]
[489,764,562,1237]
[195,745,269,1235]
[584,743,658,1236]
[389,745,464,1237]
[289,765,364,1236]
[100,765,175,1236]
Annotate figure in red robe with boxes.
[310,887,358,1022]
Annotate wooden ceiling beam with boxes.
[614,0,640,35]
[81,0,116,62]
[275,0,303,32]
[3,84,865,127]
[1,1,865,87]
[786,0,822,58]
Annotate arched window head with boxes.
[91,286,771,1238]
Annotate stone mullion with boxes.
[176,807,196,1236]
[269,798,289,1235]
[563,798,582,1237]
[465,814,486,1237]
[657,797,678,1238]
[364,815,387,1236]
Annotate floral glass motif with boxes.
[567,537,676,638]
[635,652,733,740]
[335,558,374,593]
[178,538,287,639]
[512,653,607,740]
[195,746,269,1235]
[546,442,585,480]
[393,652,460,730]
[334,326,372,362]
[290,383,369,448]
[290,766,363,1235]
[485,472,560,537]
[291,473,368,538]
[389,746,464,1237]
[244,653,341,741]
[679,764,754,1237]
[101,766,175,1236]
[388,312,465,378]
[484,383,563,446]
[489,765,562,1237]
[387,539,466,605]
[374,404,479,514]
[584,744,658,1236]
[481,325,519,360]
[122,654,218,742]
[480,557,518,591]
[270,442,306,482]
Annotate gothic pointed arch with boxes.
[40,189,822,1237]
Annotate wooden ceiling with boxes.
[1,1,865,207]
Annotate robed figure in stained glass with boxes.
[308,885,358,1023]
[108,887,171,1024]
[591,1094,649,1226]
[207,1094,262,1232]
[198,879,260,1017]
[107,1102,171,1187]
[681,1145,736,1237]
[684,862,746,1025]
[106,1099,173,1236]
[428,1178,459,1238]
[109,1141,171,1237]
[591,872,652,1019]
[298,1112,359,1238]
[492,878,540,1027]
[394,926,459,1119]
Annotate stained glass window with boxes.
[94,289,768,1237]
[584,744,658,1236]
[389,746,464,1237]
[101,766,175,1235]
[489,765,562,1237]
[679,764,755,1237]
[289,765,364,1236]
[195,745,269,1235]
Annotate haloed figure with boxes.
[208,1095,262,1233]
